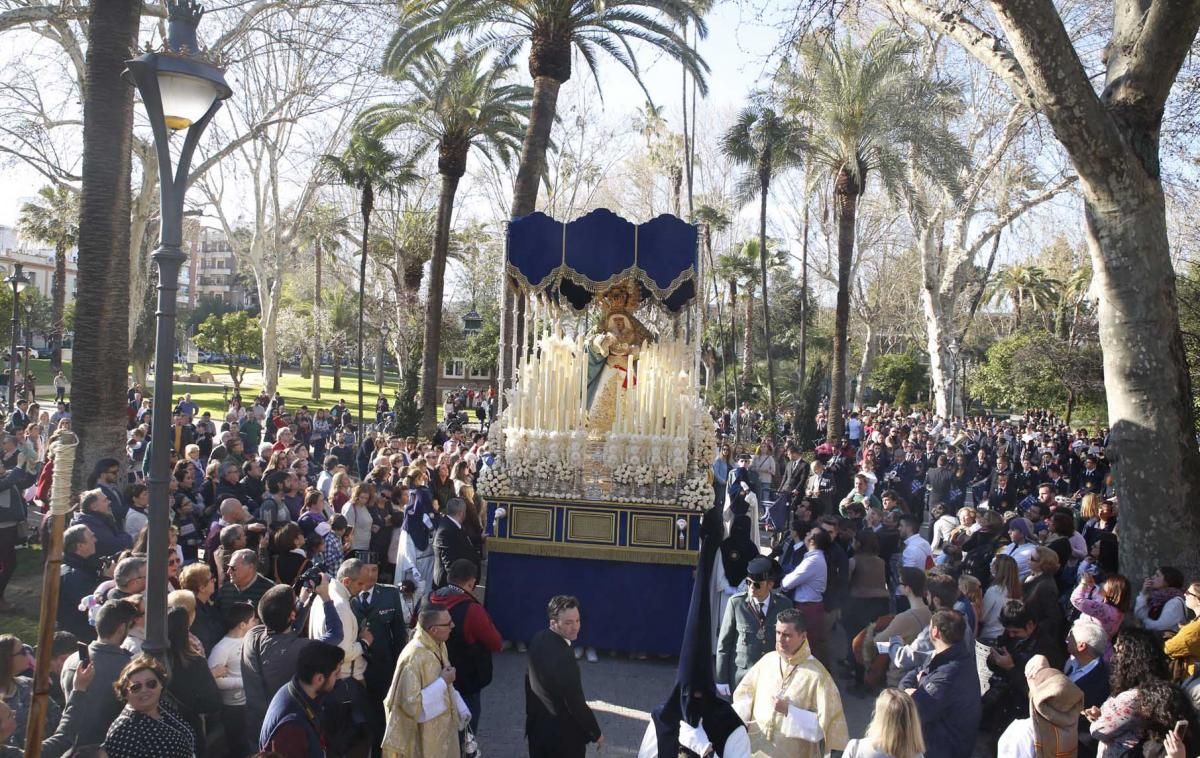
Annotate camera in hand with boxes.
[294,561,329,591]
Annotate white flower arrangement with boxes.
[549,457,573,481]
[612,462,637,485]
[477,465,513,499]
[633,465,653,487]
[678,476,715,511]
[508,459,535,480]
[655,466,677,485]
[532,457,552,481]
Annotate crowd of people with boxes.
[698,404,1199,757]
[4,386,512,757]
[3,378,1200,757]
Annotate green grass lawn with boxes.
[0,544,47,640]
[169,363,405,418]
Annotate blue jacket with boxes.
[402,486,436,552]
[259,679,326,758]
[69,510,133,559]
[901,640,980,758]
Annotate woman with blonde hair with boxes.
[844,688,926,758]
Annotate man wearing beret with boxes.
[716,557,794,694]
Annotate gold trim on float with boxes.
[629,513,675,548]
[487,537,697,566]
[509,506,553,540]
[566,510,617,544]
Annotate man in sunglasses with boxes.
[716,557,793,696]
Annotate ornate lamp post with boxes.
[125,0,231,654]
[4,264,30,408]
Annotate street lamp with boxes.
[4,264,30,408]
[22,303,32,381]
[125,0,231,655]
[947,339,960,420]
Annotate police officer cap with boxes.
[746,556,779,581]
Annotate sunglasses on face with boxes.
[126,678,159,694]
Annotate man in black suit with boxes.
[431,497,479,589]
[526,595,602,758]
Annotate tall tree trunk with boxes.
[357,187,373,427]
[757,179,777,414]
[51,240,66,370]
[420,172,460,436]
[740,286,754,392]
[312,241,322,400]
[852,322,876,410]
[505,74,563,391]
[333,348,343,391]
[71,0,138,489]
[829,173,858,442]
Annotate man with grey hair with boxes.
[69,487,132,558]
[1066,616,1110,716]
[204,496,250,576]
[432,497,479,589]
[110,556,148,600]
[217,548,274,625]
[59,524,102,640]
[309,557,376,753]
[310,558,374,682]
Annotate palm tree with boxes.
[383,1,709,218]
[18,185,79,370]
[987,264,1061,333]
[384,2,709,386]
[321,132,418,425]
[323,288,357,392]
[714,239,761,393]
[297,203,349,400]
[71,0,139,487]
[780,29,966,439]
[721,102,803,415]
[364,47,531,436]
[693,204,730,401]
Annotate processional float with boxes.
[479,208,715,654]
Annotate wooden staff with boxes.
[24,431,79,757]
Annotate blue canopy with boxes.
[506,208,699,312]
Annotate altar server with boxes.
[732,607,849,758]
[395,469,438,594]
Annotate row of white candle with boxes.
[611,337,694,438]
[508,325,591,434]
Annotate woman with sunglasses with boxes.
[103,655,194,758]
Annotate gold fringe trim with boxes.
[487,537,697,566]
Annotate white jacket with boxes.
[308,579,367,680]
[208,635,246,706]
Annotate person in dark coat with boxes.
[164,606,221,756]
[59,524,104,642]
[431,498,480,590]
[258,642,344,757]
[422,559,502,733]
[901,609,981,758]
[525,595,602,758]
[69,488,133,560]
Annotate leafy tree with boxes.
[779,29,966,439]
[18,184,78,369]
[194,311,262,394]
[187,294,237,332]
[870,353,929,405]
[969,331,1104,423]
[364,47,529,436]
[721,102,803,414]
[321,131,419,425]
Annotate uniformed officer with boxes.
[715,557,794,694]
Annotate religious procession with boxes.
[3,0,1200,757]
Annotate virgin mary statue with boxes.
[586,280,654,434]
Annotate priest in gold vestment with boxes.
[382,608,472,758]
[732,608,848,757]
